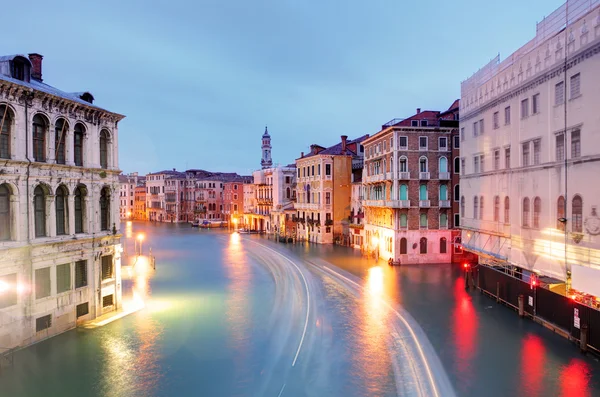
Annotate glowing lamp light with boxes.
[463,263,470,269]
[137,233,144,241]
[126,211,132,217]
[372,237,379,247]
[233,218,238,225]
[571,295,577,300]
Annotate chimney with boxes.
[341,135,348,152]
[301,151,304,158]
[416,108,421,114]
[28,53,43,81]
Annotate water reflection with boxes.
[520,334,545,396]
[452,277,478,389]
[350,265,392,395]
[559,359,591,397]
[223,232,252,387]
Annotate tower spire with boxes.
[261,126,272,169]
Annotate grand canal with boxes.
[1,222,599,396]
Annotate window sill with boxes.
[569,94,582,101]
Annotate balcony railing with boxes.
[439,172,450,180]
[419,172,430,180]
[366,174,385,183]
[419,200,431,208]
[439,200,451,208]
[387,200,411,208]
[398,171,410,180]
[386,172,394,180]
[363,200,385,207]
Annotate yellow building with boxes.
[294,135,368,244]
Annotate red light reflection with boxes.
[559,359,591,397]
[452,277,478,383]
[520,334,545,396]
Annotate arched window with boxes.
[533,197,541,229]
[400,213,407,228]
[100,187,110,231]
[74,123,85,166]
[33,114,47,162]
[523,197,530,227]
[572,195,583,233]
[389,156,393,172]
[454,184,460,201]
[0,184,10,241]
[494,196,500,222]
[74,186,85,233]
[420,237,428,254]
[557,196,565,231]
[399,184,408,200]
[0,105,13,159]
[55,186,68,235]
[34,185,46,237]
[399,156,408,172]
[306,184,311,203]
[419,184,427,200]
[440,185,448,200]
[400,237,407,254]
[473,196,479,219]
[504,197,510,223]
[420,213,428,228]
[454,157,460,174]
[419,156,428,172]
[383,159,386,174]
[460,196,465,218]
[440,237,447,254]
[100,129,109,169]
[286,187,291,199]
[440,212,448,228]
[480,196,484,220]
[439,156,448,173]
[55,118,67,165]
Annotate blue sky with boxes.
[4,0,563,175]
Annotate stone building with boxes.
[223,176,252,227]
[362,104,459,264]
[294,135,368,244]
[460,0,600,297]
[0,53,124,349]
[145,169,181,222]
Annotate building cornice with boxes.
[0,80,125,126]
[461,39,600,121]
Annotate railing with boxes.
[398,171,410,180]
[419,200,431,208]
[439,200,451,208]
[419,172,430,180]
[366,174,385,183]
[439,172,450,180]
[387,200,410,208]
[363,200,385,207]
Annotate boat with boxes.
[191,220,200,228]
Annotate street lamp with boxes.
[136,233,145,256]
[232,218,238,231]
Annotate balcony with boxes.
[365,174,385,183]
[387,200,410,208]
[439,172,450,180]
[386,172,394,180]
[397,171,410,180]
[419,200,431,208]
[363,200,385,207]
[439,200,451,208]
[419,172,430,180]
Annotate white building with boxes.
[0,53,124,349]
[250,165,296,233]
[145,169,181,222]
[460,0,600,297]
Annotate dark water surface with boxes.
[0,222,598,397]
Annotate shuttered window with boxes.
[36,315,52,332]
[56,263,71,293]
[35,267,51,299]
[76,302,89,318]
[75,260,88,288]
[101,255,113,280]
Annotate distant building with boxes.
[261,126,272,169]
[295,135,368,244]
[134,184,147,221]
[349,156,366,249]
[460,0,600,297]
[0,53,124,349]
[119,172,145,220]
[223,176,252,227]
[242,183,256,228]
[145,169,181,222]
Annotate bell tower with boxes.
[261,126,272,169]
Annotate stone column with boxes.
[66,127,75,166]
[84,196,92,234]
[47,194,56,238]
[68,194,75,235]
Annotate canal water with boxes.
[0,222,599,396]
